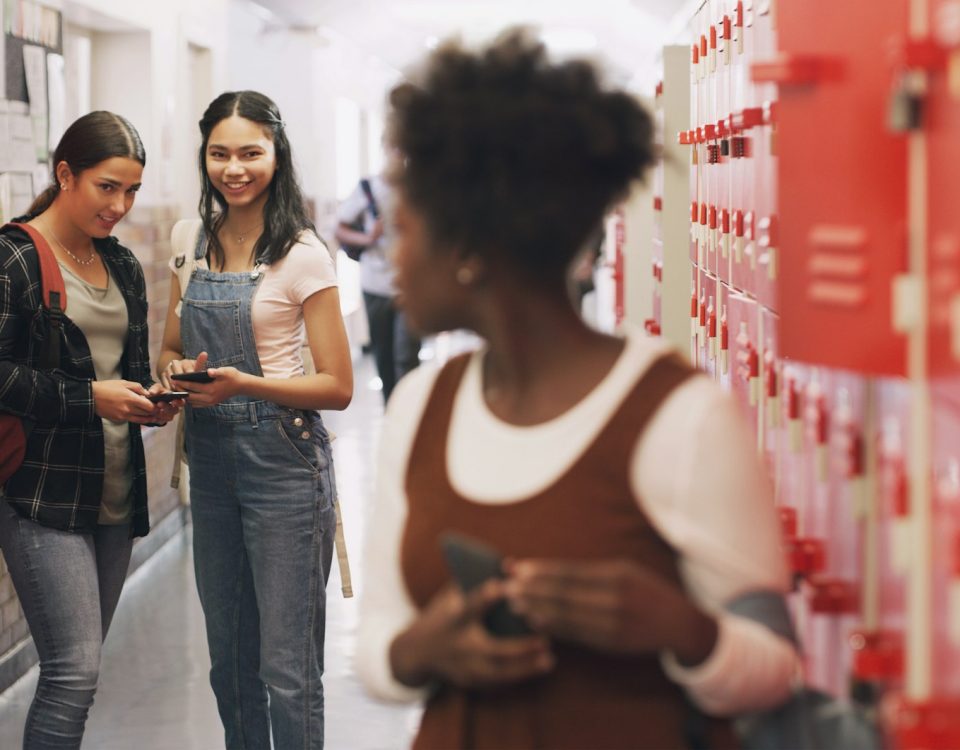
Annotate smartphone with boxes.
[170,370,214,384]
[439,532,532,638]
[148,391,189,403]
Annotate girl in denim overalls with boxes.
[157,91,353,750]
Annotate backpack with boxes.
[0,222,67,486]
[339,178,380,262]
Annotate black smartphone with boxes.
[148,391,189,403]
[170,370,214,384]
[439,532,532,638]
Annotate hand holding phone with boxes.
[440,532,532,638]
[170,370,215,384]
[147,391,189,403]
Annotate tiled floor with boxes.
[0,353,434,749]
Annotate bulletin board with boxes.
[0,0,64,221]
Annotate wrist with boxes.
[389,625,434,688]
[669,605,719,669]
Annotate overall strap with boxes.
[4,222,66,370]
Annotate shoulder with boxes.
[171,219,203,255]
[0,227,38,284]
[274,231,336,275]
[383,361,445,432]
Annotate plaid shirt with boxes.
[0,223,153,536]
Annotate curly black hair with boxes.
[387,29,655,279]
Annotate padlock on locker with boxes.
[708,296,718,361]
[785,371,803,452]
[764,347,779,429]
[722,15,733,66]
[720,306,730,376]
[806,379,829,482]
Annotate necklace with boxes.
[228,221,263,244]
[46,222,97,266]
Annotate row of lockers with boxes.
[646,0,960,745]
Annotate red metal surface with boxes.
[772,0,909,374]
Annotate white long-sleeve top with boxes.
[356,328,800,715]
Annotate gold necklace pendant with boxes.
[45,220,97,265]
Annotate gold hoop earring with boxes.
[456,266,476,286]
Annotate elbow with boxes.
[331,382,353,411]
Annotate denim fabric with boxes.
[181,264,337,750]
[0,500,132,749]
[362,291,420,403]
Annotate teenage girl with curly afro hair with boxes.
[358,30,798,750]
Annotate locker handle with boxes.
[751,54,844,86]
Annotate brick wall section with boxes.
[0,204,183,679]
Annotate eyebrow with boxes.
[207,143,265,151]
[98,177,142,189]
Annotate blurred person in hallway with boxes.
[336,171,421,403]
[157,90,352,750]
[357,31,800,749]
[0,112,180,750]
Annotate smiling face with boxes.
[58,156,143,237]
[204,115,277,212]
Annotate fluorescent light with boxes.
[539,28,598,55]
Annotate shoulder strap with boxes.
[2,222,67,370]
[360,178,380,218]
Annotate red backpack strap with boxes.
[3,222,67,370]
[4,222,66,315]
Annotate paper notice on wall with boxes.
[46,53,65,152]
[0,175,12,224]
[9,173,33,217]
[22,44,47,161]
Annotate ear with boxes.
[54,161,75,191]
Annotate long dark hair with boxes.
[28,111,146,217]
[198,90,315,269]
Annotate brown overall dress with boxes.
[401,353,737,750]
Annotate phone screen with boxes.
[439,532,531,637]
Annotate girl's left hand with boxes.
[179,366,245,408]
[503,558,718,667]
[145,383,185,426]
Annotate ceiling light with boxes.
[539,28,598,55]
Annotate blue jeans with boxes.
[0,501,132,750]
[186,403,337,750]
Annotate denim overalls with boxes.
[180,236,337,750]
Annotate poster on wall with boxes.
[22,43,46,161]
[4,0,61,104]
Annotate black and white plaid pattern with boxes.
[0,223,153,537]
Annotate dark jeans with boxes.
[0,501,132,750]
[363,291,421,403]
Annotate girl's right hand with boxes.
[159,351,208,390]
[92,380,157,424]
[389,580,554,690]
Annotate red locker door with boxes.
[927,3,960,376]
[754,0,909,375]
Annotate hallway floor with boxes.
[0,352,441,749]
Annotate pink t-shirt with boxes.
[170,226,338,380]
[251,233,338,379]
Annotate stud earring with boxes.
[60,184,66,191]
[455,266,476,286]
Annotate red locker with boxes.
[926,2,960,376]
[754,0,910,375]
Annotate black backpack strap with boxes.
[360,178,380,218]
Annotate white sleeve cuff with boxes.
[661,612,800,715]
[354,621,431,704]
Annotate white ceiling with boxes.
[251,0,694,90]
